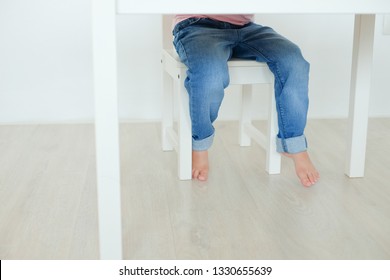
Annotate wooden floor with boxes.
[0,119,389,260]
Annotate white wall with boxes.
[1,0,389,124]
[0,0,94,123]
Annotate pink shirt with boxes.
[174,14,254,27]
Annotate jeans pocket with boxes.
[173,17,202,36]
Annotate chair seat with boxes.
[163,49,267,68]
[163,49,273,85]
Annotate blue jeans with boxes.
[173,18,310,153]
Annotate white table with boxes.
[91,0,390,259]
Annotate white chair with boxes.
[161,15,281,180]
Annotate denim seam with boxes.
[240,41,289,143]
[240,41,285,87]
[175,38,199,137]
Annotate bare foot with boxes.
[283,151,319,187]
[192,150,209,181]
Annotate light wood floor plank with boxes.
[0,119,389,259]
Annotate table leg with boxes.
[345,14,376,178]
[91,0,123,259]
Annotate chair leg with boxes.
[177,70,192,180]
[239,85,252,146]
[266,84,281,174]
[161,66,174,151]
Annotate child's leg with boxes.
[234,23,319,186]
[173,20,235,180]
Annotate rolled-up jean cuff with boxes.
[192,133,214,151]
[276,135,307,154]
